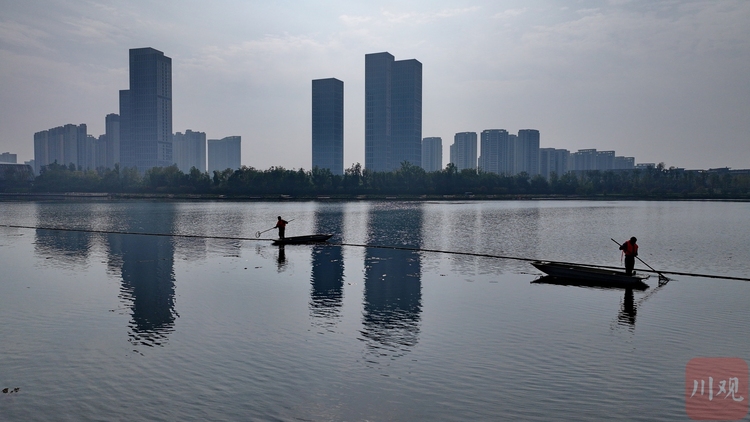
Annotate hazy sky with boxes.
[1,0,748,170]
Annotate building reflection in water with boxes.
[106,204,178,347]
[309,204,345,326]
[361,203,423,358]
[33,204,95,266]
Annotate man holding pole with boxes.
[619,236,638,276]
[275,216,288,239]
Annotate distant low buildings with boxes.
[173,130,207,173]
[0,152,17,163]
[570,149,634,172]
[33,123,88,174]
[208,136,241,173]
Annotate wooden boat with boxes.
[530,261,650,290]
[272,234,333,245]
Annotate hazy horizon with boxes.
[2,0,749,170]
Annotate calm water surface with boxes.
[1,199,749,421]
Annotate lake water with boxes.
[1,199,749,421]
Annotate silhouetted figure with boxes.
[619,236,639,276]
[275,216,288,239]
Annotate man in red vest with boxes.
[275,216,288,239]
[619,236,639,276]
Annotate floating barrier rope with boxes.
[3,224,749,282]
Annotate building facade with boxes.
[105,113,120,169]
[614,156,635,169]
[516,129,540,176]
[207,136,241,173]
[539,148,570,179]
[33,123,87,174]
[479,129,509,175]
[312,78,344,175]
[119,47,173,172]
[0,152,17,164]
[365,52,422,172]
[450,132,477,172]
[173,130,207,173]
[421,137,442,172]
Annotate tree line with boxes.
[4,161,750,199]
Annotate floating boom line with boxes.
[3,224,749,282]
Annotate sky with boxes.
[1,0,749,171]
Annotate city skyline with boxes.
[1,1,749,171]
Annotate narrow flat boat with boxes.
[272,234,333,245]
[531,261,650,290]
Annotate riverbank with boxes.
[2,191,749,202]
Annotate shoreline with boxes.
[1,191,748,202]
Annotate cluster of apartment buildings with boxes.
[312,52,639,180]
[27,47,641,181]
[32,48,240,176]
[420,134,638,178]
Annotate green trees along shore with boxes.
[3,161,749,199]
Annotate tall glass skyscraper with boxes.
[311,78,344,175]
[119,48,172,172]
[365,52,422,172]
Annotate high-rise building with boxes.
[539,148,570,179]
[596,151,615,171]
[365,52,422,172]
[0,152,17,164]
[479,129,508,175]
[571,149,597,171]
[119,47,172,172]
[450,132,477,172]
[506,134,518,176]
[421,137,442,172]
[614,156,635,169]
[33,124,87,174]
[516,129,540,176]
[105,113,120,169]
[208,136,241,173]
[312,78,344,175]
[173,130,206,173]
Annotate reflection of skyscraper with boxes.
[33,203,94,265]
[361,203,423,357]
[34,228,92,266]
[310,204,345,322]
[106,204,177,347]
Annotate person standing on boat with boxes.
[275,216,288,239]
[619,237,638,276]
